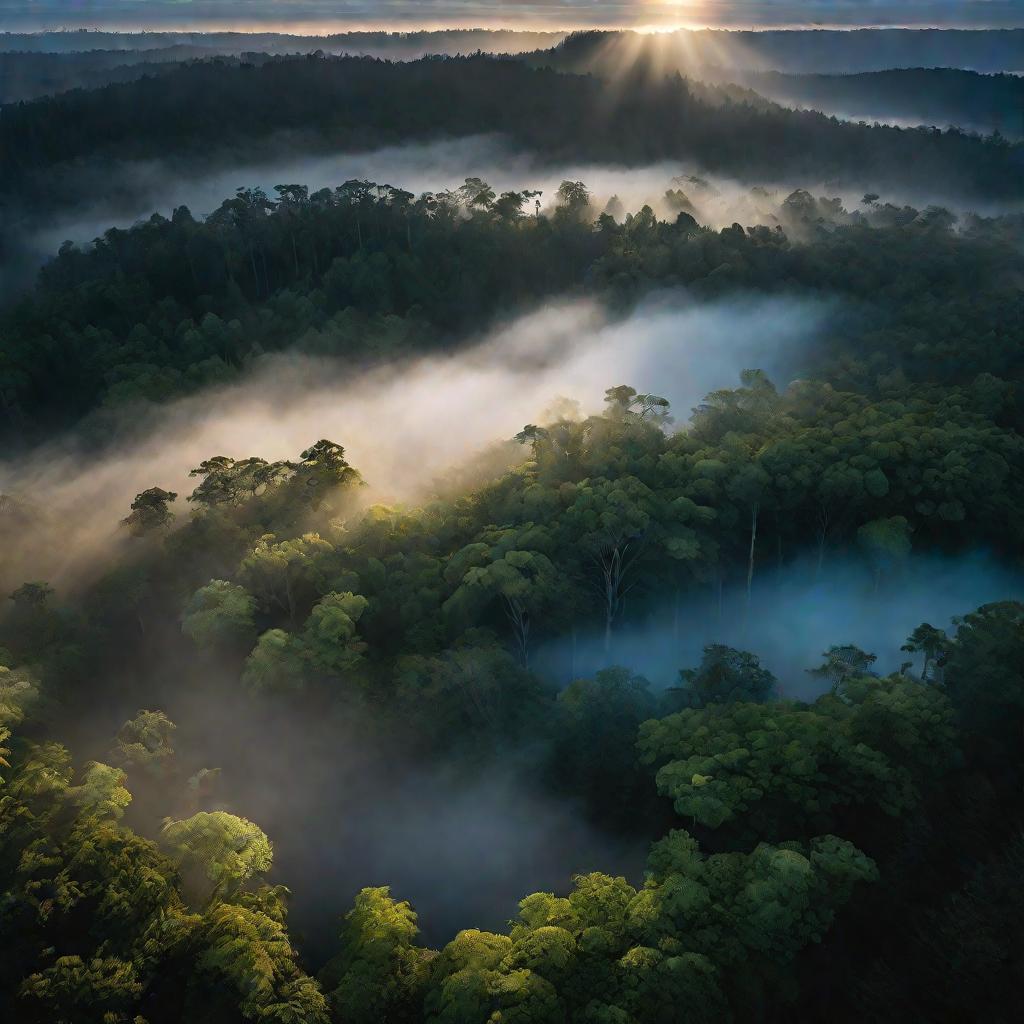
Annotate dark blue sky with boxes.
[2,2,1022,32]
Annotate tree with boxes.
[637,688,936,840]
[243,628,307,694]
[677,644,777,706]
[727,462,771,607]
[188,455,294,508]
[66,762,132,821]
[121,486,177,536]
[808,644,878,691]
[857,516,912,590]
[943,601,1024,749]
[458,176,496,210]
[294,439,363,510]
[237,533,333,625]
[196,893,330,1024]
[901,623,950,682]
[109,709,176,778]
[300,591,369,676]
[321,887,429,1024]
[444,542,564,668]
[553,667,658,820]
[182,579,258,649]
[556,180,591,216]
[160,811,273,905]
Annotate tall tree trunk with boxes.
[815,505,830,581]
[504,597,530,669]
[746,503,759,606]
[602,545,623,659]
[248,246,260,297]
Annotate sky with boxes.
[1,2,1022,32]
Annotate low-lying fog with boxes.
[8,278,1022,962]
[536,552,1024,698]
[9,132,1020,300]
[0,291,827,590]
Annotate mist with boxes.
[166,686,649,958]
[0,290,828,591]
[8,131,1019,304]
[535,552,1024,699]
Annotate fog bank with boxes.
[536,552,1024,699]
[0,291,827,590]
[10,131,1020,300]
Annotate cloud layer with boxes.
[2,1,1021,32]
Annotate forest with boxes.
[2,18,1024,1024]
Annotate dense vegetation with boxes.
[740,68,1024,139]
[4,362,1024,1020]
[535,27,1024,77]
[2,177,1022,442]
[2,27,1024,1024]
[2,52,1022,215]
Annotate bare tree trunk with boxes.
[504,597,530,669]
[601,546,623,659]
[746,503,759,606]
[815,505,830,581]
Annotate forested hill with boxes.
[1,54,1022,210]
[535,27,1024,75]
[736,68,1024,139]
[2,177,1022,444]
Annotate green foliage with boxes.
[121,487,178,537]
[321,887,429,1024]
[182,580,258,649]
[1,55,1023,1021]
[160,811,273,905]
[196,898,330,1024]
[943,600,1024,748]
[677,645,777,707]
[109,709,177,778]
[857,516,913,586]
[638,675,955,840]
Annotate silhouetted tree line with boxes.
[2,178,1021,442]
[1,53,1022,213]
